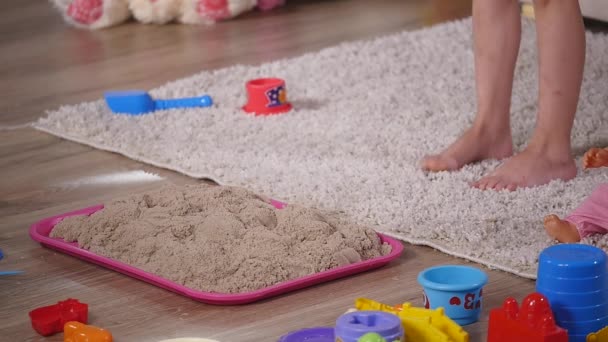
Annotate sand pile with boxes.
[51,185,392,293]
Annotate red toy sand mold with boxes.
[29,202,403,305]
[29,299,88,336]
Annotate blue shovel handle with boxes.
[155,95,213,110]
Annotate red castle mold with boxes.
[488,292,568,342]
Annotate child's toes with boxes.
[472,177,491,190]
[494,181,510,191]
[487,177,503,190]
[544,214,560,225]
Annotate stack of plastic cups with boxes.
[536,244,608,342]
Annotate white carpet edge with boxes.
[379,231,537,280]
[33,125,223,182]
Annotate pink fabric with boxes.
[257,0,286,11]
[565,183,608,238]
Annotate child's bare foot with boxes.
[583,147,608,169]
[472,144,577,191]
[421,125,513,172]
[544,214,581,242]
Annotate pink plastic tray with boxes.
[29,202,403,305]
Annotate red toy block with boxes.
[29,299,88,336]
[488,292,568,342]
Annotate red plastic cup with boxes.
[243,78,292,115]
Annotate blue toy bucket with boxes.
[536,274,607,292]
[558,315,608,336]
[538,244,607,279]
[535,286,608,307]
[550,302,608,322]
[417,265,488,325]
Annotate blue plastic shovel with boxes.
[104,90,213,115]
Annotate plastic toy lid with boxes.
[417,265,488,291]
[278,327,334,342]
[538,244,607,278]
[335,311,402,338]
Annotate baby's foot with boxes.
[583,147,608,169]
[421,125,513,172]
[544,214,581,242]
[472,146,577,191]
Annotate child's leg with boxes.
[420,0,519,172]
[473,0,584,190]
[566,184,608,236]
[545,184,608,242]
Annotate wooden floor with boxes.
[0,0,541,341]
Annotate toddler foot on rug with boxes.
[420,125,513,172]
[584,147,608,169]
[471,143,577,191]
[544,214,581,243]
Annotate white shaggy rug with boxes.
[35,18,608,279]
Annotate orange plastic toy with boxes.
[583,147,608,169]
[64,321,113,342]
[488,293,567,342]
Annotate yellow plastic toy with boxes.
[355,298,469,342]
[588,326,608,342]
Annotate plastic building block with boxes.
[487,292,568,342]
[29,299,88,336]
[355,298,469,342]
[64,321,113,342]
[104,90,213,115]
[588,326,608,342]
